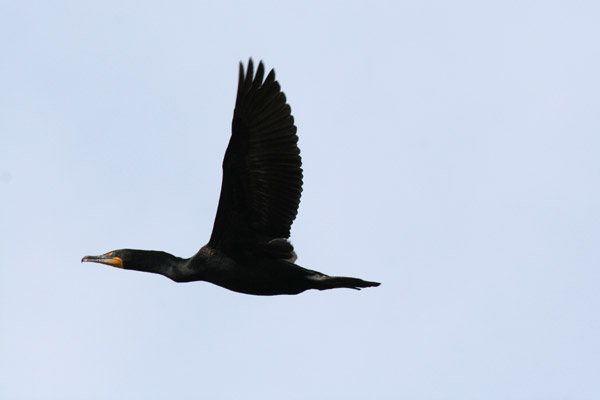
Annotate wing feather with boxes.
[208,59,303,259]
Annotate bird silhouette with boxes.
[82,59,380,295]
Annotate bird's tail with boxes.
[315,275,381,291]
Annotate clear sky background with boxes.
[1,1,599,399]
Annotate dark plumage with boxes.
[82,59,380,295]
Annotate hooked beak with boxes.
[81,253,124,268]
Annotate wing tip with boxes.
[240,58,276,86]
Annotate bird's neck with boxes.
[126,247,219,283]
[125,250,188,281]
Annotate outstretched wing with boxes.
[208,59,303,258]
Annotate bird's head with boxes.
[81,249,183,277]
[81,249,131,269]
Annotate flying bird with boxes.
[82,59,380,295]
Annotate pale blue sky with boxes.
[1,1,599,399]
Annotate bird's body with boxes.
[175,246,346,295]
[82,59,380,296]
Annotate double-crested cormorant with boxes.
[82,59,380,295]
